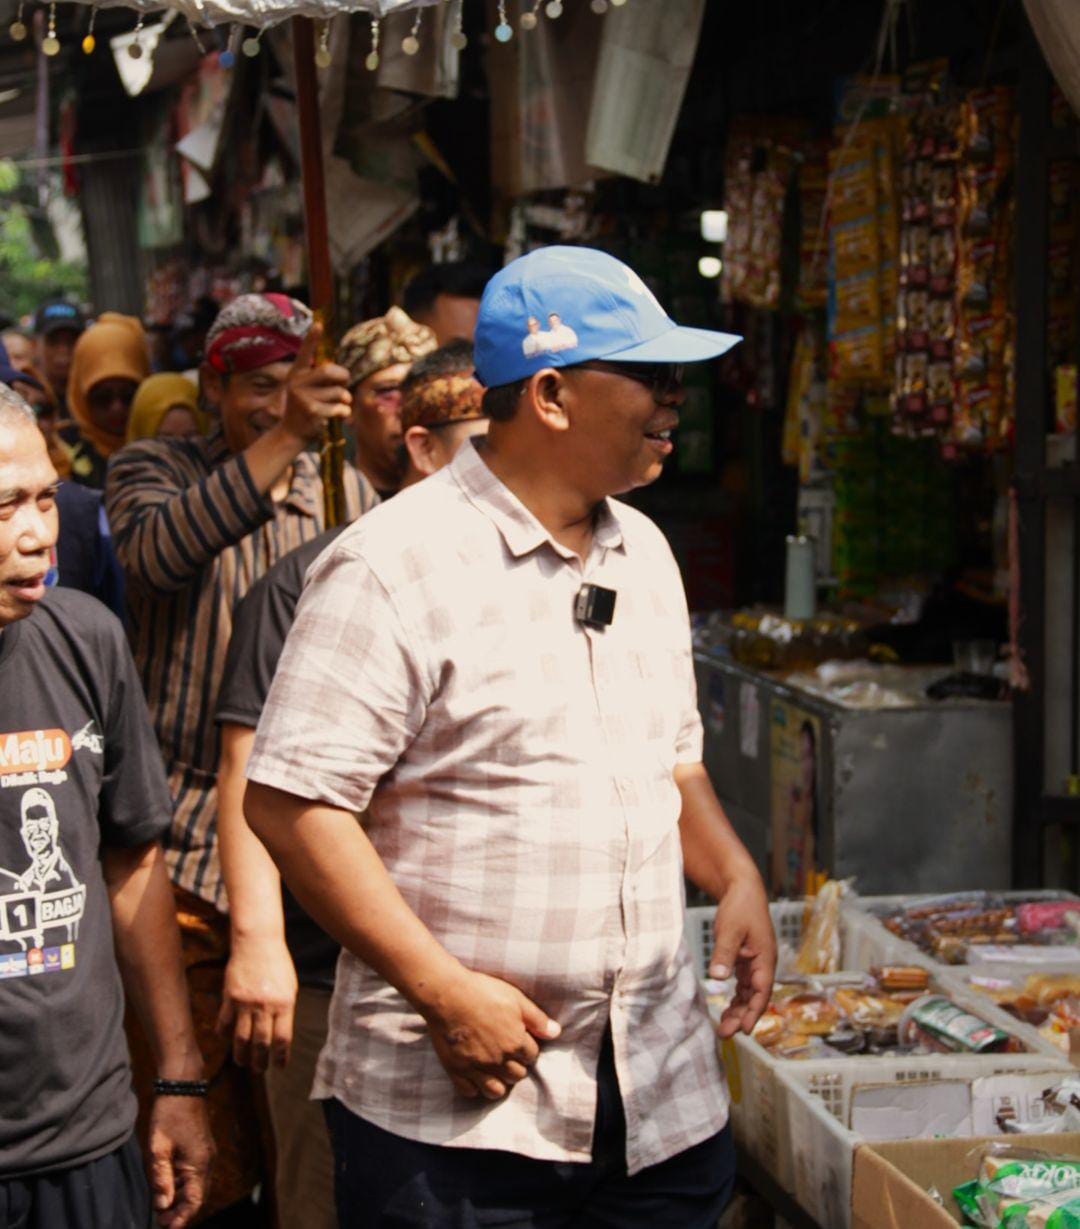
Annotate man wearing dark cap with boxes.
[105,292,378,1220]
[246,248,774,1227]
[33,299,85,411]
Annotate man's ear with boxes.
[199,363,225,410]
[525,368,571,434]
[403,425,439,476]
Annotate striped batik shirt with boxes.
[105,424,377,909]
[247,440,728,1172]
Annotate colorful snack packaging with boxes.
[871,965,931,993]
[998,1187,1080,1227]
[956,1148,1080,1227]
[1016,902,1080,937]
[899,993,1011,1053]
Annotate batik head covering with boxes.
[401,372,485,432]
[337,307,436,389]
[66,313,151,457]
[204,293,312,375]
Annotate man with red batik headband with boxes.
[105,293,378,1221]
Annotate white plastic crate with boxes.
[684,899,1067,1196]
[845,890,1080,977]
[777,1053,1073,1229]
[684,899,915,982]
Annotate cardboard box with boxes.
[850,1132,1080,1228]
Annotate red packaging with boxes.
[1016,901,1080,936]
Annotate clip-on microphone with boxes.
[575,584,617,629]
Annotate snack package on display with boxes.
[894,93,960,439]
[953,86,1015,451]
[899,994,1013,1054]
[749,968,1031,1062]
[878,894,1080,966]
[794,878,846,974]
[954,1146,1080,1227]
[721,119,807,311]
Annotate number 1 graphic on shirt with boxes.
[0,788,86,951]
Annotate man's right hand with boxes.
[421,968,561,1101]
[216,935,298,1073]
[279,322,353,443]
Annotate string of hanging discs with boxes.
[5,0,630,66]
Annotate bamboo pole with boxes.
[292,15,346,527]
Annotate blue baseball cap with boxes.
[473,246,741,388]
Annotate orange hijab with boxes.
[66,313,150,457]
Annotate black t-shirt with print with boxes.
[215,527,345,992]
[0,587,171,1177]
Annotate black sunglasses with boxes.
[570,360,685,401]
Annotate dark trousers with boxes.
[0,1135,151,1229]
[324,1030,735,1228]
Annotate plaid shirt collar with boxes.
[449,438,625,562]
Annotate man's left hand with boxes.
[146,1096,215,1229]
[708,871,776,1039]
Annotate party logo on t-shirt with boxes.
[0,728,72,790]
[0,786,86,966]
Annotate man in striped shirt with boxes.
[105,292,377,1219]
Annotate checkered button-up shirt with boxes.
[246,440,728,1173]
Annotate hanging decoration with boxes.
[9,0,630,59]
[494,0,510,41]
[448,0,464,48]
[81,5,96,51]
[42,1,60,52]
[128,10,145,56]
[313,17,331,63]
[400,5,420,53]
[364,13,379,67]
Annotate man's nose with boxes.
[19,505,58,555]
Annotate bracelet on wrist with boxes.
[153,1078,209,1098]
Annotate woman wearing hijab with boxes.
[62,313,150,487]
[126,373,206,442]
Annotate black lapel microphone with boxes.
[575,584,617,629]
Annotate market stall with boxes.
[692,885,1080,1228]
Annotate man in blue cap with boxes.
[33,298,85,413]
[245,246,775,1228]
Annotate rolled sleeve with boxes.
[246,546,430,814]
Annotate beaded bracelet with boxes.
[153,1078,209,1098]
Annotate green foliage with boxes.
[0,159,86,321]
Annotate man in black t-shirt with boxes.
[214,342,487,1229]
[0,385,212,1228]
